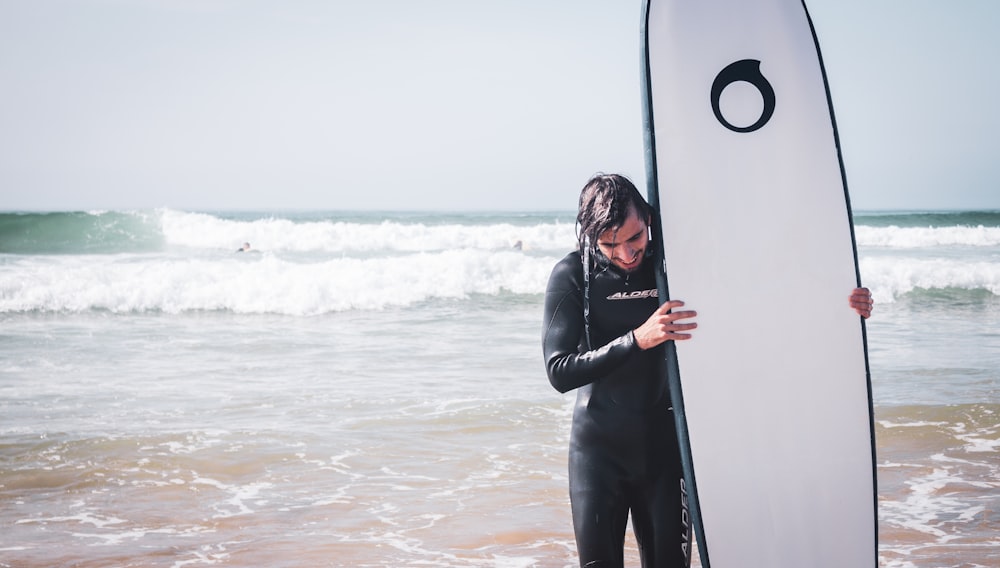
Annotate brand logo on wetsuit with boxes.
[606,289,658,300]
[710,59,776,133]
[680,477,691,561]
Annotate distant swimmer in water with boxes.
[236,242,252,252]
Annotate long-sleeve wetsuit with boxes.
[542,251,690,568]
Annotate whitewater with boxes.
[2,209,999,315]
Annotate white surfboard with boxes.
[640,1,877,567]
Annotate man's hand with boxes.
[634,300,698,350]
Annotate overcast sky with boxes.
[1,0,997,211]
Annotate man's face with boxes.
[596,208,649,273]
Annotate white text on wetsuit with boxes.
[606,289,658,300]
[680,477,691,561]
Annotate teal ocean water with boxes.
[1,209,998,567]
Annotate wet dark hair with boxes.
[576,173,652,255]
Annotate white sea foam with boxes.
[859,256,1000,302]
[16,512,127,529]
[156,210,1000,253]
[880,466,969,539]
[9,209,999,312]
[856,225,1000,248]
[876,420,950,429]
[3,247,996,313]
[159,209,576,253]
[957,432,1000,453]
[0,250,557,314]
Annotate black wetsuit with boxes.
[543,251,690,568]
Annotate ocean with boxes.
[1,208,998,568]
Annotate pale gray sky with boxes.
[1,0,997,211]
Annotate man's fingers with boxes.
[666,309,697,322]
[657,300,685,314]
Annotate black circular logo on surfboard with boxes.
[711,59,776,133]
